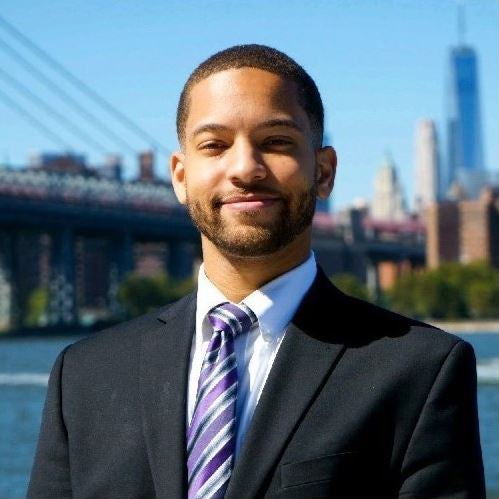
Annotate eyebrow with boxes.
[256,118,304,133]
[191,118,304,139]
[191,123,229,138]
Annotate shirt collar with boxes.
[196,252,317,342]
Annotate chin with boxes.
[206,225,298,258]
[217,243,284,259]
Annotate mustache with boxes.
[212,186,285,207]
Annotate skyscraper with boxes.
[372,154,407,221]
[414,119,440,212]
[445,7,485,198]
[316,198,330,213]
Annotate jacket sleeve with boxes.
[398,340,486,499]
[27,346,72,499]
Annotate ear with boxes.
[170,151,187,205]
[315,146,337,199]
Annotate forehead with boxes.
[185,68,309,135]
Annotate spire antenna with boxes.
[457,0,466,46]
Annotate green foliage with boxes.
[388,262,499,319]
[25,287,48,326]
[414,272,465,319]
[118,272,194,318]
[331,273,369,301]
[462,262,499,318]
[467,280,499,318]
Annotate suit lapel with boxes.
[226,269,347,499]
[139,292,196,499]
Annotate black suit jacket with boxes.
[27,268,485,498]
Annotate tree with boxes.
[331,273,369,301]
[118,273,194,318]
[415,272,466,319]
[388,261,499,319]
[461,262,499,318]
[387,273,419,317]
[25,287,48,327]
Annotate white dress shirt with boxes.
[187,252,317,456]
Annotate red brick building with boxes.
[426,187,499,268]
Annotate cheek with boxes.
[185,162,221,193]
[267,152,316,183]
[271,164,315,191]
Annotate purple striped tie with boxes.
[187,302,257,499]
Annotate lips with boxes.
[219,194,282,211]
[221,194,280,203]
[225,199,279,209]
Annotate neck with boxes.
[201,229,312,302]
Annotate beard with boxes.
[186,183,317,258]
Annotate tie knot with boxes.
[207,302,257,337]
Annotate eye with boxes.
[262,137,294,148]
[198,141,227,154]
[261,137,295,153]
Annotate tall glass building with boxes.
[446,45,485,198]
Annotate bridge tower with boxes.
[48,229,77,326]
[108,232,135,317]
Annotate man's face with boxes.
[171,67,335,258]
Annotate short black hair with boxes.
[176,44,324,147]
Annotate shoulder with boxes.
[347,294,459,344]
[327,294,478,416]
[62,291,196,367]
[305,268,468,361]
[349,290,467,350]
[335,294,477,384]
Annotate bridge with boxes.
[0,163,425,330]
[0,14,426,331]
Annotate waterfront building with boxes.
[426,186,499,268]
[372,154,407,221]
[414,119,440,213]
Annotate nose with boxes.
[225,139,267,184]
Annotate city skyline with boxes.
[0,1,497,210]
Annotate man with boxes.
[28,45,485,499]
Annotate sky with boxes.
[0,0,497,210]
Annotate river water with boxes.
[1,332,498,498]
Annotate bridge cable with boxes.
[0,87,73,150]
[0,68,109,155]
[0,15,169,155]
[0,36,136,155]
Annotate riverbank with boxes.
[429,319,499,333]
